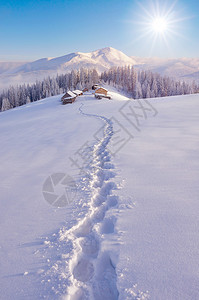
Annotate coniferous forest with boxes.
[1,66,198,112]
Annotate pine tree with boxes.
[26,96,31,104]
[91,69,99,85]
[1,98,11,111]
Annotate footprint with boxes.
[103,162,115,169]
[92,205,107,222]
[74,219,92,237]
[101,217,115,234]
[73,258,94,282]
[103,170,115,181]
[100,182,116,197]
[107,195,119,207]
[80,235,99,256]
[93,194,106,207]
[92,252,119,300]
[71,288,88,300]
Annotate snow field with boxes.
[0,90,199,300]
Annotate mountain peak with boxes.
[93,46,122,55]
[1,47,136,88]
[99,46,115,52]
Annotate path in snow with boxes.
[58,103,120,299]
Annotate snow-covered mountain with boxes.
[0,47,199,89]
[11,47,136,74]
[0,47,136,89]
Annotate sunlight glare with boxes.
[151,17,168,33]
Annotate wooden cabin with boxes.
[61,91,77,104]
[95,87,108,96]
[73,90,83,96]
[95,87,111,99]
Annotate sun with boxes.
[151,17,168,33]
[127,0,190,55]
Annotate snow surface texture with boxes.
[1,47,199,89]
[0,88,199,299]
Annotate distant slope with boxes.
[133,56,199,83]
[182,70,199,82]
[0,62,28,75]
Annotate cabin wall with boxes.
[95,88,107,95]
[62,97,76,104]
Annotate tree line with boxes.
[0,68,99,112]
[100,66,199,99]
[1,65,198,112]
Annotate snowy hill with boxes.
[1,89,199,299]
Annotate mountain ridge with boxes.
[0,47,199,89]
[9,47,136,74]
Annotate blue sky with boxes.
[0,0,199,61]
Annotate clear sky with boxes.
[0,0,199,61]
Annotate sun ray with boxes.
[162,0,178,19]
[137,1,155,19]
[167,28,189,40]
[149,34,158,56]
[131,29,155,43]
[161,32,171,51]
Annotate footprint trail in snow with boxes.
[62,103,120,299]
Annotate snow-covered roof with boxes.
[67,91,76,97]
[95,87,108,92]
[73,90,82,95]
[62,91,77,101]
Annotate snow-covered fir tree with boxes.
[100,66,199,99]
[1,98,11,111]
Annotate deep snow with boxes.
[0,89,199,299]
